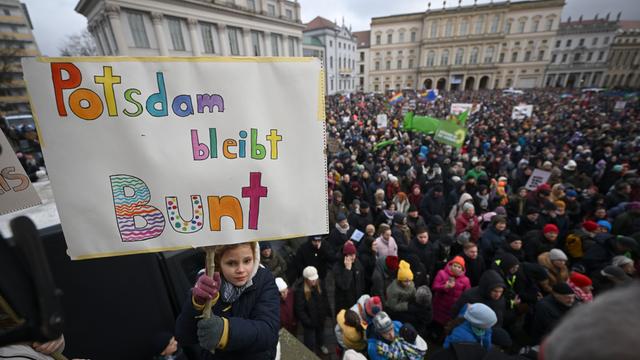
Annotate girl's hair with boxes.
[213,242,256,273]
[344,309,364,334]
[303,278,321,301]
[378,223,391,235]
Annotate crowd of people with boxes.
[259,88,639,359]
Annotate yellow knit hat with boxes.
[397,260,414,281]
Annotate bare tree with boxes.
[0,35,24,113]
[59,29,97,56]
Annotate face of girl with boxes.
[220,244,254,287]
[451,263,463,275]
[495,222,506,231]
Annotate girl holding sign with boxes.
[175,242,280,359]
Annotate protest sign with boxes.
[434,120,466,149]
[450,103,480,116]
[0,131,41,215]
[23,57,327,259]
[614,101,626,112]
[376,114,388,128]
[525,169,551,190]
[512,104,533,120]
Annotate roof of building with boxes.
[353,30,370,48]
[559,19,614,28]
[618,21,640,30]
[304,16,338,31]
[303,36,324,47]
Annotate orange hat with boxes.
[554,200,566,210]
[450,256,466,270]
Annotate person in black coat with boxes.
[460,242,486,287]
[583,234,638,278]
[410,227,438,286]
[328,213,353,254]
[451,270,507,328]
[348,201,374,233]
[294,266,331,355]
[420,185,447,223]
[523,224,559,263]
[175,242,279,360]
[496,233,525,263]
[358,235,378,293]
[406,205,427,237]
[294,236,335,280]
[531,283,576,345]
[479,215,508,267]
[333,241,366,314]
[516,207,543,235]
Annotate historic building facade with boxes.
[605,21,640,88]
[368,0,563,91]
[302,16,357,95]
[75,0,304,58]
[354,30,370,92]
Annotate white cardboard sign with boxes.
[0,131,42,215]
[525,169,551,191]
[512,104,533,120]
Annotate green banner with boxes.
[434,120,467,148]
[403,112,441,134]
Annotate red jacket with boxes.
[280,289,296,334]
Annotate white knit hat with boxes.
[275,277,288,292]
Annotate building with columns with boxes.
[354,30,370,92]
[605,20,640,88]
[368,0,563,92]
[545,15,618,88]
[75,0,304,58]
[0,0,39,115]
[302,16,357,95]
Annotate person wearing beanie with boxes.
[259,241,287,279]
[420,182,447,225]
[335,308,367,352]
[583,234,638,278]
[532,282,575,344]
[328,211,353,253]
[568,271,593,303]
[385,261,417,320]
[611,255,636,276]
[348,200,374,233]
[432,256,471,329]
[455,200,481,243]
[582,220,598,233]
[293,235,333,281]
[523,223,559,262]
[592,265,632,294]
[538,249,569,287]
[596,220,612,233]
[329,190,349,226]
[516,206,543,235]
[275,277,297,334]
[406,204,427,238]
[444,303,497,350]
[520,262,551,306]
[370,255,398,304]
[497,232,526,263]
[333,241,366,315]
[452,270,507,328]
[392,212,412,253]
[479,215,508,266]
[295,265,331,355]
[491,253,522,317]
[367,311,426,360]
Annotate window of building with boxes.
[427,50,435,66]
[329,40,333,47]
[574,53,581,62]
[579,38,585,46]
[3,9,10,15]
[227,26,240,55]
[200,22,216,53]
[604,36,610,45]
[469,47,478,64]
[330,79,333,91]
[375,35,381,45]
[374,84,379,91]
[455,48,464,65]
[430,20,438,38]
[249,31,261,56]
[285,9,293,20]
[592,37,598,46]
[375,61,380,70]
[566,39,572,47]
[127,11,150,48]
[532,19,539,32]
[551,54,557,63]
[484,46,494,63]
[490,15,499,33]
[411,31,416,42]
[538,50,544,61]
[167,17,186,51]
[247,0,256,11]
[359,64,364,73]
[399,32,405,42]
[360,52,364,61]
[387,33,392,44]
[511,51,518,62]
[555,40,561,48]
[398,50,403,55]
[397,59,402,69]
[517,20,526,33]
[445,19,453,37]
[598,51,605,61]
[562,53,567,63]
[586,52,593,61]
[504,21,512,34]
[408,59,413,68]
[271,33,281,56]
[524,51,531,61]
[338,57,342,68]
[545,18,553,31]
[288,37,296,56]
[386,60,390,70]
[267,4,276,16]
[499,52,505,63]
[460,21,468,36]
[441,49,449,65]
[475,15,485,34]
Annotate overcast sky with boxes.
[23,0,640,56]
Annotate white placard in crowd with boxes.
[376,114,388,128]
[525,169,551,191]
[23,57,327,260]
[512,104,534,120]
[450,103,480,115]
[614,101,626,112]
[0,131,42,215]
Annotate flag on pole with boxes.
[389,92,404,105]
[374,137,397,151]
[425,89,438,102]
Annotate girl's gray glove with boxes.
[197,315,224,353]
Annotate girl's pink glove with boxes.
[192,272,221,305]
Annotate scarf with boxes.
[336,222,350,235]
[220,277,253,304]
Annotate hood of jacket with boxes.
[478,270,506,299]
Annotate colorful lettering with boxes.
[93,66,121,116]
[207,196,243,231]
[250,128,266,160]
[191,129,209,161]
[241,172,267,230]
[166,195,204,233]
[110,174,165,242]
[146,72,168,117]
[266,129,282,159]
[223,139,237,159]
[51,62,82,116]
[0,167,29,192]
[171,94,194,117]
[123,89,143,117]
[68,88,103,120]
[196,94,225,113]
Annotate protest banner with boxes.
[23,57,327,260]
[450,103,480,116]
[525,169,551,190]
[376,113,388,128]
[614,101,626,112]
[434,120,466,149]
[0,131,41,215]
[511,104,533,120]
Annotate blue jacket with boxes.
[444,321,493,351]
[367,321,403,360]
[175,267,280,360]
